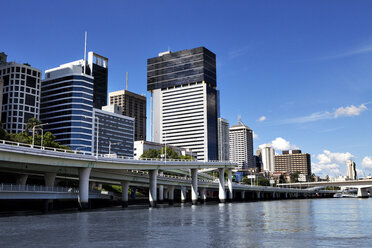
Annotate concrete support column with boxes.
[121,181,129,208]
[191,168,198,205]
[164,188,169,200]
[285,193,288,199]
[158,185,164,203]
[79,168,91,209]
[241,191,245,200]
[256,192,261,199]
[16,174,28,185]
[44,172,56,187]
[227,169,233,201]
[168,186,175,205]
[218,168,226,203]
[149,169,158,207]
[357,188,369,198]
[181,186,187,203]
[200,188,207,203]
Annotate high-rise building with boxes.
[109,90,146,141]
[0,52,42,133]
[346,160,357,180]
[147,47,218,161]
[41,60,94,151]
[93,105,134,157]
[256,144,275,172]
[229,121,254,170]
[274,150,311,176]
[86,52,108,109]
[217,117,229,161]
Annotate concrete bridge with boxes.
[278,180,372,198]
[0,140,334,209]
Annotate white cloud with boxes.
[253,132,259,139]
[270,137,298,151]
[257,116,267,122]
[312,150,354,177]
[362,156,372,169]
[317,150,354,165]
[281,104,368,124]
[334,104,367,118]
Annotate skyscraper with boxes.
[229,121,254,170]
[147,47,218,161]
[256,144,275,172]
[274,150,311,176]
[86,52,108,109]
[0,52,41,133]
[346,160,357,180]
[217,117,229,161]
[109,90,146,141]
[41,60,94,151]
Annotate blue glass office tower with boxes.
[41,60,93,151]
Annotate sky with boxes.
[2,0,372,178]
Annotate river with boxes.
[0,198,371,247]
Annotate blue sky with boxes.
[2,0,372,177]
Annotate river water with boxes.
[0,198,371,247]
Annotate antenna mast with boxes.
[126,72,128,91]
[83,31,87,74]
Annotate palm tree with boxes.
[25,117,42,135]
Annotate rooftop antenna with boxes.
[238,115,242,125]
[126,72,128,91]
[168,46,170,52]
[83,31,87,74]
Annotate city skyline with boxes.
[2,0,372,177]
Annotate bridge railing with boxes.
[0,139,236,165]
[0,183,79,193]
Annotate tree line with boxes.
[0,118,69,149]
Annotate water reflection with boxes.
[0,199,371,247]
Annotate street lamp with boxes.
[32,123,48,148]
[84,115,99,158]
[108,141,122,155]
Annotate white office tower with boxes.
[229,121,254,170]
[147,47,218,161]
[257,144,275,172]
[218,118,230,161]
[346,160,357,180]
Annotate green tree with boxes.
[42,131,69,149]
[180,155,193,160]
[140,149,160,159]
[159,146,180,159]
[257,177,270,186]
[290,171,300,183]
[0,122,10,140]
[9,132,31,144]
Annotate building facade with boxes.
[256,144,275,172]
[217,117,229,161]
[41,60,94,151]
[346,160,357,180]
[147,47,218,161]
[274,150,311,176]
[93,106,134,157]
[0,52,41,133]
[229,122,254,170]
[109,90,146,140]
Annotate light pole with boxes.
[108,141,122,155]
[84,115,99,158]
[32,123,48,148]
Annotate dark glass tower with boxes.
[86,52,108,109]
